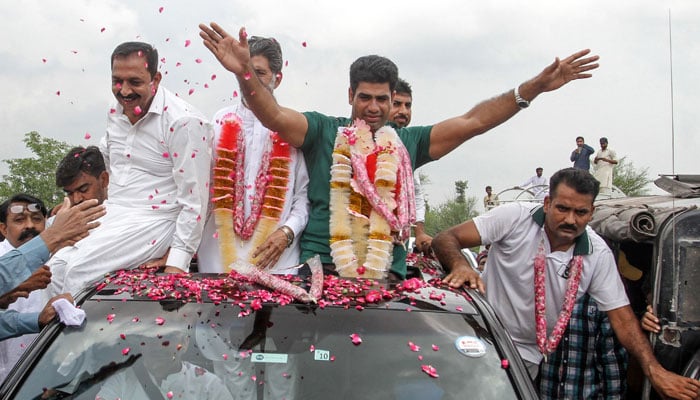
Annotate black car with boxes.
[0,259,535,399]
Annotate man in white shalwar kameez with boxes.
[198,36,309,274]
[592,137,617,197]
[45,41,213,297]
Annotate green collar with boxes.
[531,206,592,256]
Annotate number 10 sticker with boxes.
[314,349,331,361]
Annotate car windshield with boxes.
[15,294,519,399]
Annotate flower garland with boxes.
[534,237,583,356]
[212,114,291,269]
[329,119,415,279]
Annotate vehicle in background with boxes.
[590,174,700,399]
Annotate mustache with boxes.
[117,93,139,101]
[558,224,577,232]
[18,228,41,242]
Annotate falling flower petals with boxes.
[211,74,217,80]
[233,90,239,98]
[431,344,440,351]
[134,106,142,115]
[188,88,195,95]
[184,40,191,47]
[42,58,47,63]
[421,364,439,378]
[302,41,307,47]
[222,353,228,360]
[122,347,130,356]
[501,359,510,369]
[106,314,115,323]
[158,6,164,13]
[408,341,421,352]
[162,152,170,158]
[84,132,91,140]
[243,72,252,80]
[309,345,315,352]
[120,333,126,340]
[166,392,173,399]
[350,333,362,345]
[155,316,165,325]
[195,58,202,63]
[100,27,106,33]
[56,91,61,96]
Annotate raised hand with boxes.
[199,22,251,75]
[535,49,599,93]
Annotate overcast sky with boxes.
[1,0,698,211]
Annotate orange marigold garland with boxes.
[212,115,291,270]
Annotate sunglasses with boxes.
[9,203,42,214]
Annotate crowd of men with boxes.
[0,20,696,399]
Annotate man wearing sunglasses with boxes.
[0,194,72,380]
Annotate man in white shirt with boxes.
[46,41,213,297]
[593,137,618,197]
[198,36,309,273]
[389,78,432,255]
[433,168,700,400]
[516,167,548,201]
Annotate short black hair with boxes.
[536,167,543,172]
[0,194,48,223]
[395,78,412,96]
[111,42,159,78]
[349,55,398,94]
[56,146,107,188]
[599,137,608,144]
[485,186,492,191]
[549,168,600,200]
[248,36,283,75]
[576,136,585,142]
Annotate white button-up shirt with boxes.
[101,86,213,269]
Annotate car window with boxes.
[15,299,519,400]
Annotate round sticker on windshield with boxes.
[455,336,486,358]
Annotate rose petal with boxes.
[408,341,420,352]
[184,40,191,47]
[350,333,362,345]
[431,344,439,351]
[421,364,439,378]
[155,316,165,325]
[122,347,130,355]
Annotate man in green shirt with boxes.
[200,22,599,278]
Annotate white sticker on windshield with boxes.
[314,349,331,361]
[251,352,288,364]
[455,336,487,358]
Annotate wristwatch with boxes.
[514,86,530,109]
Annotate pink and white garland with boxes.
[329,119,415,279]
[534,237,583,356]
